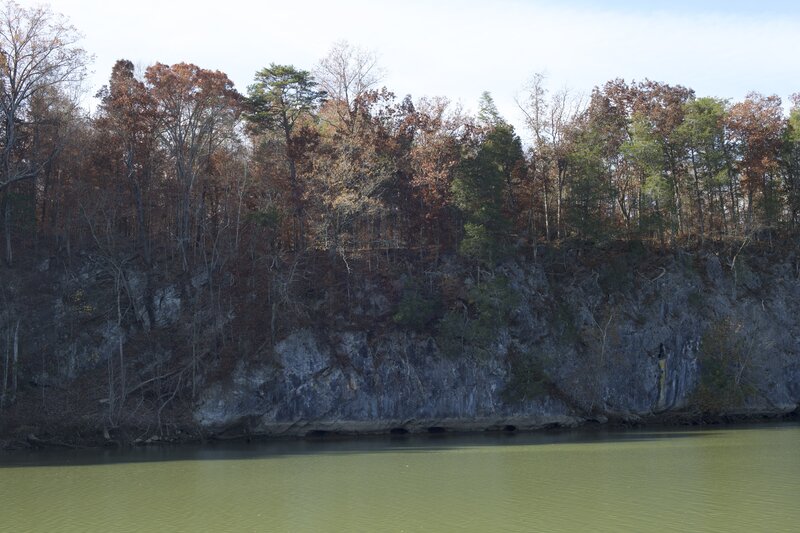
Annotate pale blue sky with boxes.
[28,0,800,136]
[559,0,800,15]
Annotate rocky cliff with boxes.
[195,246,800,437]
[2,242,799,445]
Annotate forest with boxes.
[1,2,800,436]
[0,5,796,270]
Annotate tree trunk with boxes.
[132,182,150,267]
[556,163,565,240]
[726,158,738,235]
[2,191,12,267]
[690,149,705,237]
[288,157,304,250]
[116,272,126,419]
[11,320,19,403]
[542,176,551,242]
[1,326,9,408]
[718,187,728,236]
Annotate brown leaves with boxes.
[145,62,241,130]
[726,92,785,194]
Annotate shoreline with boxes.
[3,408,796,454]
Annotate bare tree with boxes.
[315,40,383,133]
[0,1,89,265]
[517,73,584,240]
[145,62,240,272]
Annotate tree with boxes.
[518,73,583,240]
[478,91,502,127]
[409,97,468,249]
[145,62,240,271]
[315,40,382,134]
[782,95,800,229]
[96,59,159,265]
[677,97,729,236]
[622,112,668,240]
[246,64,326,249]
[726,93,784,230]
[566,115,616,241]
[630,80,695,239]
[562,81,630,242]
[0,1,88,265]
[452,95,523,265]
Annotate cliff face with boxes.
[195,248,800,436]
[3,244,800,443]
[196,330,578,435]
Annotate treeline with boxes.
[3,2,800,276]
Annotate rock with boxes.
[9,246,800,443]
[153,285,181,326]
[192,251,800,436]
[705,254,724,287]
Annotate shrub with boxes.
[435,275,518,359]
[246,206,283,229]
[502,347,550,403]
[436,309,471,358]
[393,283,440,331]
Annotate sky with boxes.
[22,0,800,138]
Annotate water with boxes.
[1,423,798,532]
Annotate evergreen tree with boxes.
[245,64,327,248]
[453,96,524,264]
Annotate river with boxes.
[1,422,798,532]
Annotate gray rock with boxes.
[194,250,800,435]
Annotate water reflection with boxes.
[0,423,753,468]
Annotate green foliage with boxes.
[459,223,502,266]
[623,114,664,179]
[478,91,502,127]
[436,309,472,358]
[565,127,615,241]
[502,347,550,404]
[452,122,523,265]
[393,282,440,331]
[247,206,283,229]
[782,108,800,224]
[468,275,517,328]
[692,318,756,412]
[245,64,326,137]
[451,138,505,219]
[788,108,800,144]
[436,276,518,358]
[679,97,728,177]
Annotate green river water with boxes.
[1,423,798,532]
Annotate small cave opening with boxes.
[503,425,517,432]
[305,430,329,439]
[389,427,409,435]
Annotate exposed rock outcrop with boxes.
[3,244,800,444]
